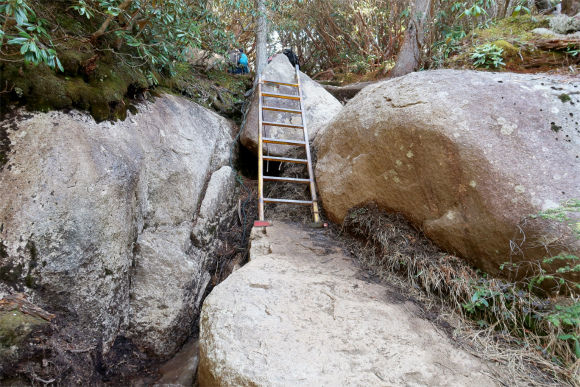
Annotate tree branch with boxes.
[91,0,134,45]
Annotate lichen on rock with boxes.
[549,14,580,35]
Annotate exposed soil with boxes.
[0,316,159,387]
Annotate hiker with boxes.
[238,48,249,74]
[282,48,299,69]
[227,48,241,74]
[227,48,244,74]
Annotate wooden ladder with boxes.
[254,64,323,227]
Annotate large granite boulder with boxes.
[240,54,343,156]
[0,94,237,357]
[187,47,226,71]
[315,70,580,277]
[199,222,499,387]
[129,166,236,357]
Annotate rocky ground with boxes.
[198,222,507,387]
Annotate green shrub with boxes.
[470,43,505,68]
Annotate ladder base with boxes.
[254,220,273,227]
[310,221,328,228]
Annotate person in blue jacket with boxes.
[238,48,249,74]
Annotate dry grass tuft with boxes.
[342,204,580,387]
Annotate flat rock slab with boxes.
[199,222,499,387]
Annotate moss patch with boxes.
[0,0,252,123]
[0,41,250,123]
[492,39,519,58]
[160,63,252,122]
[0,43,150,122]
[441,15,576,73]
[559,93,572,103]
[472,15,547,43]
[0,309,48,362]
[0,0,152,122]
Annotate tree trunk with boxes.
[534,0,552,12]
[389,0,431,78]
[255,0,268,81]
[561,0,580,15]
[501,0,512,18]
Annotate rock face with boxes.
[315,70,580,275]
[549,14,580,34]
[240,54,342,156]
[129,166,235,357]
[532,27,580,39]
[199,222,499,387]
[0,94,237,358]
[188,47,226,71]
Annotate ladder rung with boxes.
[262,80,299,87]
[262,92,300,100]
[264,198,313,205]
[263,121,303,129]
[262,106,302,114]
[263,137,306,146]
[263,156,308,164]
[263,176,310,184]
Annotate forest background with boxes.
[1,0,578,88]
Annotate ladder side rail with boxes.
[257,77,265,221]
[295,64,320,223]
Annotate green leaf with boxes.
[558,334,575,340]
[14,8,28,25]
[24,51,35,64]
[7,37,27,44]
[55,57,63,72]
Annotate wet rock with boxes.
[154,339,200,387]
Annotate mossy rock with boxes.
[473,15,548,43]
[492,40,519,59]
[0,52,148,122]
[0,0,251,123]
[57,40,95,76]
[0,309,48,363]
[438,14,571,73]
